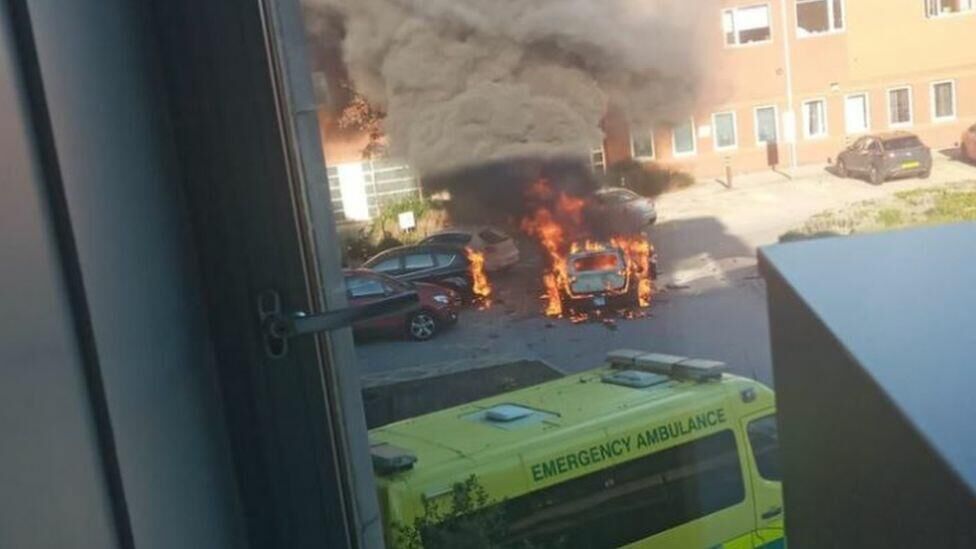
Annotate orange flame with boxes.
[466,247,492,305]
[612,236,654,308]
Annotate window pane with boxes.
[934,82,955,119]
[889,88,912,125]
[845,94,869,134]
[735,5,771,44]
[722,11,736,45]
[804,100,826,137]
[496,430,745,547]
[631,130,654,158]
[714,113,736,148]
[346,277,387,298]
[747,416,782,481]
[797,0,830,35]
[434,253,457,266]
[833,0,845,27]
[404,254,435,269]
[371,257,400,272]
[673,120,695,154]
[756,107,778,143]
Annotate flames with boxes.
[520,179,654,318]
[466,247,492,306]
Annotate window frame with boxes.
[930,80,957,123]
[795,0,847,38]
[925,0,975,18]
[754,105,779,146]
[711,111,739,151]
[801,98,829,139]
[671,118,698,157]
[886,86,914,128]
[843,92,871,135]
[629,128,656,161]
[590,145,606,173]
[722,3,774,48]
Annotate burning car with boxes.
[558,240,656,315]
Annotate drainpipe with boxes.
[779,0,798,170]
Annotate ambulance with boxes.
[369,349,784,548]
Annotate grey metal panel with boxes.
[22,0,247,547]
[760,225,976,547]
[0,7,119,548]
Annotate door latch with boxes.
[258,289,420,359]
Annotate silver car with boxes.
[587,188,658,235]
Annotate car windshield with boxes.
[884,136,923,150]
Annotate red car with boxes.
[343,269,460,341]
[961,123,976,163]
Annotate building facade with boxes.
[603,0,976,178]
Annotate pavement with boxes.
[354,153,976,386]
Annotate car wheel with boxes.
[869,165,884,185]
[836,159,848,178]
[407,310,438,341]
[919,169,931,179]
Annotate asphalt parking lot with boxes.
[354,155,976,386]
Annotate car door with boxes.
[369,254,405,276]
[740,411,785,548]
[843,137,867,172]
[345,275,400,331]
[400,251,438,283]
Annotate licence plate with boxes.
[902,161,920,169]
[593,296,607,307]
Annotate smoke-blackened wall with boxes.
[305,0,718,177]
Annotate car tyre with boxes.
[407,310,438,341]
[869,165,884,185]
[836,159,848,178]
[919,169,931,179]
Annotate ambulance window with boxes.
[747,415,782,481]
[498,430,745,547]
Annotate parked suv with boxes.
[835,132,932,185]
[362,243,474,298]
[961,123,976,164]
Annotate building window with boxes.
[672,119,697,156]
[888,87,913,127]
[722,5,772,46]
[931,81,957,121]
[755,106,778,145]
[630,130,655,160]
[712,112,738,150]
[590,146,606,173]
[844,93,870,134]
[796,0,845,36]
[802,99,828,138]
[926,0,975,17]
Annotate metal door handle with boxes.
[761,506,783,520]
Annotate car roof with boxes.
[365,243,468,262]
[874,131,920,142]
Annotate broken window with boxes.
[932,81,956,120]
[802,99,827,138]
[672,119,697,156]
[755,106,778,144]
[630,130,655,160]
[796,0,845,36]
[712,112,738,150]
[723,5,772,46]
[926,0,975,17]
[888,87,913,126]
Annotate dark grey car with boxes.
[835,132,932,185]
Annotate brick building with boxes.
[601,0,976,178]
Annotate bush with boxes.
[393,476,510,549]
[604,160,694,197]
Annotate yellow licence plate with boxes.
[902,161,920,169]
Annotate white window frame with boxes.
[925,0,975,18]
[886,86,914,128]
[754,105,779,146]
[843,92,871,135]
[722,4,773,48]
[802,98,829,139]
[795,0,846,38]
[930,80,957,122]
[672,118,698,157]
[590,145,606,173]
[629,129,656,161]
[711,111,739,151]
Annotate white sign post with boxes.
[398,211,416,232]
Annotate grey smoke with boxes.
[305,0,717,176]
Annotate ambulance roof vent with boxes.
[602,369,669,389]
[485,404,535,422]
[370,441,417,476]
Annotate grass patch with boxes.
[781,182,976,242]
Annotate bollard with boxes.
[724,157,733,188]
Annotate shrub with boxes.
[604,160,694,197]
[393,476,510,549]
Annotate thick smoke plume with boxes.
[305,0,717,177]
